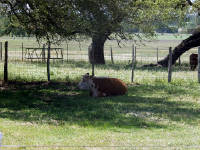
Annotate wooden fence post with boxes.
[198,47,200,83]
[157,48,159,63]
[178,57,181,66]
[0,42,2,61]
[88,45,94,76]
[79,41,82,51]
[135,46,137,62]
[4,41,8,83]
[42,44,46,62]
[131,45,135,83]
[61,48,64,63]
[168,47,172,83]
[47,42,51,82]
[110,46,114,64]
[67,43,69,62]
[22,42,24,61]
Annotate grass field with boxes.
[0,33,196,63]
[1,34,200,149]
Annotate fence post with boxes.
[168,47,172,83]
[0,42,2,61]
[178,57,181,66]
[47,42,51,82]
[42,44,46,62]
[22,42,24,61]
[67,43,69,62]
[157,48,159,63]
[135,46,137,62]
[79,41,82,51]
[88,45,94,76]
[131,45,135,83]
[4,41,8,83]
[110,46,114,64]
[61,48,64,63]
[198,47,200,83]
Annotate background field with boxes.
[1,34,200,149]
[0,33,198,82]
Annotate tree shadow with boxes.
[0,81,200,129]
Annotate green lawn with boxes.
[1,79,200,149]
[0,60,200,149]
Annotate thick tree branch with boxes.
[186,0,193,6]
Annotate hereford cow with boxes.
[190,53,198,71]
[78,73,128,97]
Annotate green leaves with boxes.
[0,0,189,42]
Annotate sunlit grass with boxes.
[0,60,198,84]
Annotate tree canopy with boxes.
[0,0,190,64]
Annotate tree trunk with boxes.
[158,32,200,67]
[89,35,106,64]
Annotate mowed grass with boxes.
[1,34,200,149]
[1,60,200,149]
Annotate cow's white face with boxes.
[78,73,93,90]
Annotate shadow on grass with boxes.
[0,81,200,129]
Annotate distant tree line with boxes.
[124,14,200,34]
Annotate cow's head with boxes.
[78,73,93,90]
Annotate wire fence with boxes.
[0,39,199,83]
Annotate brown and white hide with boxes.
[78,73,127,97]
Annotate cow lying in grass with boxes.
[78,73,128,97]
[190,53,198,71]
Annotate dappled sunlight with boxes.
[0,81,200,130]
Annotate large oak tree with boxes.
[0,0,188,64]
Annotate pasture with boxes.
[1,34,200,149]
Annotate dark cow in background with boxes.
[190,53,198,71]
[78,73,128,97]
